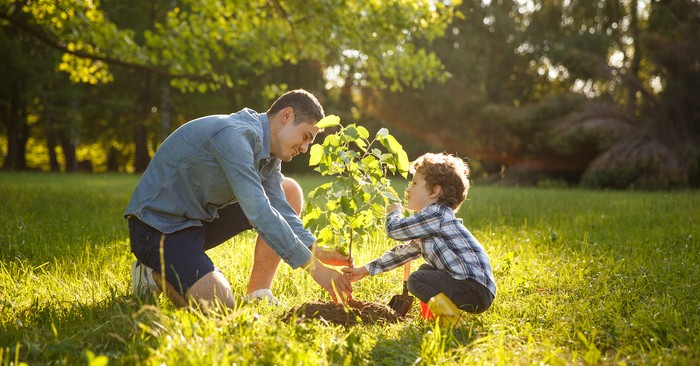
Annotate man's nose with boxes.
[300,143,309,153]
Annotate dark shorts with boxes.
[128,203,252,295]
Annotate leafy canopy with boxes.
[1,0,460,92]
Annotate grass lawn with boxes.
[1,172,698,365]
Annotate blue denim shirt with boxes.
[125,108,315,269]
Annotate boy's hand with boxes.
[342,265,369,282]
[312,244,354,267]
[386,202,403,214]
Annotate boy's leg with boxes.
[246,177,304,296]
[407,263,493,314]
[405,264,443,303]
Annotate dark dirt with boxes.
[282,300,403,325]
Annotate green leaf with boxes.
[335,245,348,256]
[324,134,341,147]
[357,126,370,139]
[309,144,323,166]
[397,149,410,178]
[381,134,403,155]
[343,125,361,141]
[329,212,343,228]
[381,190,401,203]
[326,200,338,211]
[340,196,354,215]
[302,206,321,227]
[316,226,334,245]
[353,139,367,150]
[316,115,340,129]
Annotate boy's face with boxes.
[405,171,439,212]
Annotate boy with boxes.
[343,153,496,325]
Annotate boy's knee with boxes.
[281,177,304,214]
[406,272,421,293]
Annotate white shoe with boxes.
[131,260,162,297]
[243,289,280,306]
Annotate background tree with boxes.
[364,0,700,188]
[1,0,457,171]
[2,0,698,188]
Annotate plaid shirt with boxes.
[366,202,497,297]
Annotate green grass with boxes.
[1,172,698,365]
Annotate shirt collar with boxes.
[260,112,271,160]
[424,202,454,217]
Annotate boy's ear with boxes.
[429,185,442,199]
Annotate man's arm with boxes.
[261,168,317,246]
[262,169,353,267]
[211,127,352,302]
[211,127,312,268]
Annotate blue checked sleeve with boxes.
[365,240,423,275]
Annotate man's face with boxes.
[273,113,320,162]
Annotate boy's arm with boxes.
[365,240,422,276]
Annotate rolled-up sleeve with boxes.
[210,127,312,268]
[365,240,422,275]
[261,169,317,247]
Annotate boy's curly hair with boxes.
[410,152,471,211]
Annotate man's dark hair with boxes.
[268,89,325,124]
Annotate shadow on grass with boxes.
[0,292,160,365]
[367,318,486,365]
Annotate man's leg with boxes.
[246,177,304,295]
[129,217,236,310]
[148,269,235,310]
[182,271,236,309]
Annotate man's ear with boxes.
[281,107,295,124]
[429,185,442,199]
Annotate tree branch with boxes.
[1,12,216,83]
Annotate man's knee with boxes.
[187,271,236,309]
[282,177,304,214]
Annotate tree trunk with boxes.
[61,97,80,172]
[627,0,640,115]
[133,74,152,172]
[59,132,77,172]
[2,85,28,171]
[45,114,60,172]
[160,80,172,141]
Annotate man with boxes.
[125,89,353,309]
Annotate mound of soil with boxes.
[283,300,403,325]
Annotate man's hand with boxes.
[303,257,353,303]
[311,244,354,267]
[342,265,369,283]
